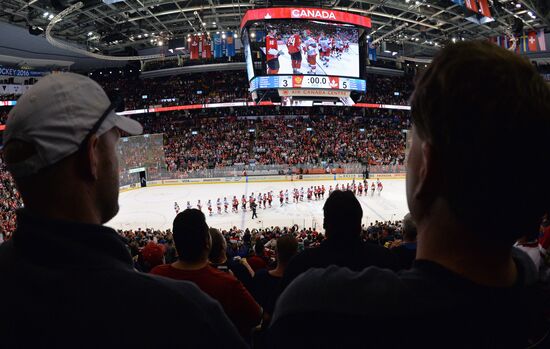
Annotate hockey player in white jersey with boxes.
[305,37,318,74]
[319,35,331,68]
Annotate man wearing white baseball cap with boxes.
[0,73,246,348]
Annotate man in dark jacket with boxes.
[279,190,397,292]
[0,73,246,348]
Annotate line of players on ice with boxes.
[174,179,384,216]
[266,27,352,75]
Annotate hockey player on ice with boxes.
[335,36,344,60]
[305,36,318,74]
[319,34,331,68]
[286,30,302,74]
[266,28,284,74]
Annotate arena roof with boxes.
[0,0,548,60]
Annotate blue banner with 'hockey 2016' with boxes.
[213,34,223,58]
[226,31,235,57]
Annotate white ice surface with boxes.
[107,178,409,232]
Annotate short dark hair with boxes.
[254,240,265,256]
[411,41,550,242]
[173,209,209,262]
[402,213,417,241]
[276,235,298,265]
[323,190,363,239]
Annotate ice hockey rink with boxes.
[276,43,360,77]
[107,178,408,232]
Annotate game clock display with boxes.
[250,75,366,91]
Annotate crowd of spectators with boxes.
[0,158,22,242]
[90,71,413,110]
[128,109,409,173]
[94,71,250,110]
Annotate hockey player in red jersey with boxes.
[266,28,282,74]
[286,30,302,74]
[241,195,247,211]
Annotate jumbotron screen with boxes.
[258,20,360,77]
[241,8,371,93]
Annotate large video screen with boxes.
[254,20,360,78]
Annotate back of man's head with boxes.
[402,213,417,242]
[173,209,210,263]
[409,40,550,243]
[254,240,265,256]
[276,235,299,265]
[208,228,226,264]
[323,190,363,240]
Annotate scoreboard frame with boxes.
[241,7,371,101]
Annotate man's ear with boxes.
[414,141,440,203]
[80,134,100,181]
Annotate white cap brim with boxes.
[108,111,143,135]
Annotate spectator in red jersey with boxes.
[247,241,268,272]
[135,241,165,273]
[151,209,261,339]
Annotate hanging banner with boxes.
[213,34,223,58]
[226,31,236,57]
[0,66,46,77]
[189,35,200,59]
[202,37,212,59]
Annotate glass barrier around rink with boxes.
[116,132,406,186]
[139,162,405,183]
[118,133,167,187]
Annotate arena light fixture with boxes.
[158,41,163,46]
[43,12,49,18]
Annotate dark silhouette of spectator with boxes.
[279,190,397,293]
[390,213,417,270]
[269,41,550,348]
[252,234,298,314]
[151,209,261,339]
[247,240,268,272]
[0,73,245,348]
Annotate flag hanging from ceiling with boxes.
[213,33,223,58]
[189,35,200,59]
[226,31,235,57]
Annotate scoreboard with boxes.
[250,75,366,92]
